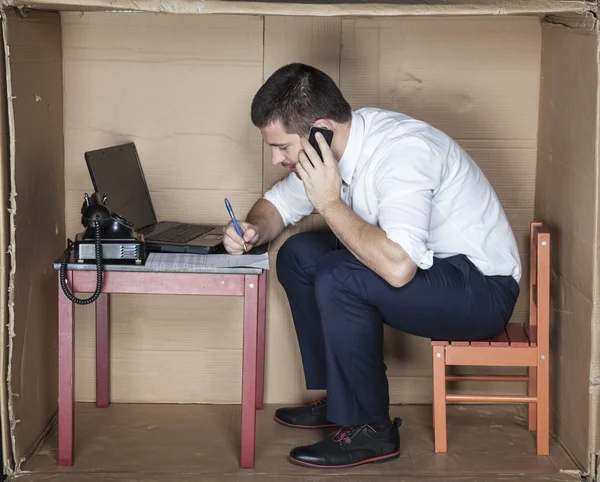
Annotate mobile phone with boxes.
[308,126,334,164]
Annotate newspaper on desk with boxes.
[145,252,270,271]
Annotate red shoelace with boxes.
[332,424,375,444]
[308,395,327,407]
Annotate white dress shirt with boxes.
[263,108,522,282]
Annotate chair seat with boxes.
[431,322,537,348]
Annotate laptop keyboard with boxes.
[149,224,215,243]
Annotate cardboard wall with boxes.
[536,19,598,470]
[61,12,542,405]
[0,11,12,472]
[3,9,65,467]
[62,12,264,403]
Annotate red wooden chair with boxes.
[431,221,550,455]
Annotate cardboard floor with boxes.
[14,403,582,481]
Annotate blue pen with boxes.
[224,198,248,252]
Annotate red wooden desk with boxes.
[54,257,267,469]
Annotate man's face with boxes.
[261,122,304,174]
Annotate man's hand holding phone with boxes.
[296,128,342,214]
[223,221,259,255]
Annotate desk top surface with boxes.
[53,253,266,276]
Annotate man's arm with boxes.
[320,200,417,288]
[245,198,285,245]
[296,132,437,287]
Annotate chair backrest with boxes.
[529,222,550,351]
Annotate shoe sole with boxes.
[273,415,337,430]
[289,451,400,469]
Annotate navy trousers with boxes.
[276,231,520,427]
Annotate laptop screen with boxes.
[85,143,157,230]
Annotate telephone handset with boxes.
[307,126,334,165]
[60,192,146,305]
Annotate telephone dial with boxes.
[60,192,146,305]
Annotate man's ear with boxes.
[312,119,334,131]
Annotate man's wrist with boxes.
[318,197,344,218]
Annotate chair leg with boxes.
[432,346,447,452]
[431,358,435,429]
[537,355,550,455]
[528,366,537,431]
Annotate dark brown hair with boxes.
[251,63,352,136]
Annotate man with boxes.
[223,63,521,469]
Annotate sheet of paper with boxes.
[145,252,270,271]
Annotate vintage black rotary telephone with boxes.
[60,192,146,305]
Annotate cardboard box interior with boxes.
[19,403,585,481]
[0,0,598,478]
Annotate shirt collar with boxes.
[338,111,364,185]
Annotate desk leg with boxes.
[58,271,75,466]
[240,274,259,469]
[96,293,110,408]
[256,271,267,410]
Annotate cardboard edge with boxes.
[0,7,18,474]
[551,405,591,476]
[0,7,10,477]
[541,14,600,479]
[2,0,598,17]
[18,412,56,467]
[536,18,597,472]
[588,21,600,482]
[543,12,597,29]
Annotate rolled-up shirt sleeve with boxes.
[263,173,315,227]
[374,136,442,270]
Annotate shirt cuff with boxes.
[385,229,433,269]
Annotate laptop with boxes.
[84,142,224,254]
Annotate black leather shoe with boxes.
[289,417,403,468]
[274,396,337,429]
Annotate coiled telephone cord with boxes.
[59,217,104,305]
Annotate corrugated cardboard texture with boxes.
[61,13,542,405]
[0,10,12,473]
[62,12,264,403]
[592,79,600,482]
[3,0,598,17]
[3,9,65,469]
[536,21,597,470]
[588,18,600,478]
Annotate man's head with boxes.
[251,63,352,172]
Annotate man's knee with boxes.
[314,250,362,302]
[276,233,307,279]
[276,231,338,281]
